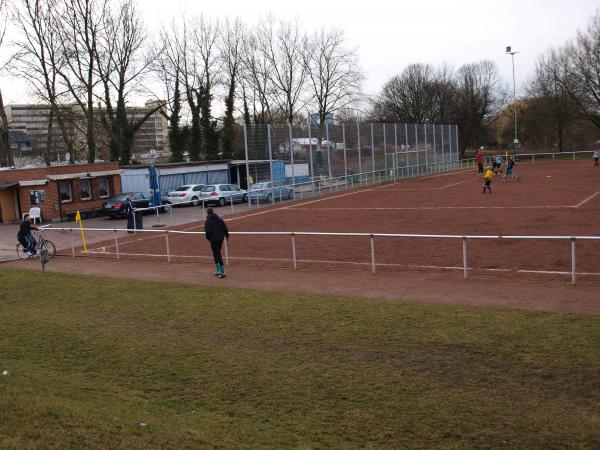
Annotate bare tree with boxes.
[454,60,507,154]
[219,17,243,158]
[240,27,275,124]
[55,0,107,163]
[11,0,81,165]
[0,0,14,167]
[303,28,363,126]
[525,49,578,151]
[190,14,221,159]
[371,63,443,123]
[559,11,600,130]
[255,16,306,124]
[95,0,160,164]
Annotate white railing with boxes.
[42,227,600,284]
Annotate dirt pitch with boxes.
[12,159,600,314]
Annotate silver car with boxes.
[165,184,206,206]
[248,181,295,203]
[199,184,247,206]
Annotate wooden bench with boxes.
[62,205,105,222]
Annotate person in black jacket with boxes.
[204,207,229,278]
[17,213,38,255]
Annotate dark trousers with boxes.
[210,240,224,265]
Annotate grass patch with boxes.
[1,268,599,449]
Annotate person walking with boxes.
[17,213,38,255]
[204,207,229,278]
[476,147,485,177]
[125,195,135,232]
[593,150,600,167]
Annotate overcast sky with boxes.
[1,0,598,106]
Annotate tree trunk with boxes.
[0,88,14,167]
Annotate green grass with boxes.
[1,268,599,449]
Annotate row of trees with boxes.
[0,0,363,166]
[369,61,507,155]
[523,10,600,151]
[369,10,600,155]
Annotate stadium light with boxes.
[506,46,519,154]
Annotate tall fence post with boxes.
[370,123,375,183]
[571,237,576,285]
[291,233,297,270]
[70,229,75,257]
[224,238,229,265]
[462,237,468,279]
[326,121,332,181]
[288,123,296,190]
[243,123,251,206]
[394,123,398,181]
[383,123,388,181]
[424,124,428,174]
[268,124,274,200]
[307,119,314,184]
[165,232,171,262]
[370,234,376,274]
[356,120,362,181]
[114,230,120,260]
[342,123,348,187]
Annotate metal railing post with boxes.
[462,237,468,279]
[571,237,576,285]
[114,230,120,259]
[230,195,234,213]
[291,233,297,270]
[165,232,171,263]
[370,234,376,273]
[224,238,229,265]
[70,229,75,257]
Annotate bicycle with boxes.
[16,225,56,260]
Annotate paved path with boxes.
[4,256,600,315]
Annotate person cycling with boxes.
[17,213,38,255]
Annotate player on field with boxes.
[503,157,519,182]
[482,167,494,194]
[593,150,599,167]
[476,147,485,177]
[494,154,504,175]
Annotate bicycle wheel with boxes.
[16,243,30,259]
[40,240,56,259]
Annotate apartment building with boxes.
[4,100,169,164]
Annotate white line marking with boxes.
[290,205,575,211]
[436,179,471,189]
[78,251,600,277]
[576,191,600,208]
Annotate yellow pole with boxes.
[75,210,87,253]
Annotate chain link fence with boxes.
[242,122,459,196]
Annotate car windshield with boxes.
[200,186,216,192]
[251,182,270,189]
[174,186,191,192]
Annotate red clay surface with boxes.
[8,159,599,315]
[68,160,600,281]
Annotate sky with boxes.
[1,0,598,107]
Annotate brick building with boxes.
[0,163,121,223]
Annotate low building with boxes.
[0,162,121,223]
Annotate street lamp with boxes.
[506,46,519,154]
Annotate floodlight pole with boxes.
[506,46,519,154]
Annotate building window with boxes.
[29,190,45,205]
[80,179,91,201]
[59,181,72,203]
[99,178,110,198]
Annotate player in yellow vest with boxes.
[483,168,493,194]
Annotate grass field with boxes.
[1,268,599,449]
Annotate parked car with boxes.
[165,184,206,206]
[248,181,294,203]
[103,192,152,218]
[199,184,247,206]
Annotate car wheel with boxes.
[242,194,248,203]
[218,197,226,207]
[288,190,294,199]
[191,196,199,206]
[266,193,272,203]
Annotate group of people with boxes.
[476,148,519,194]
